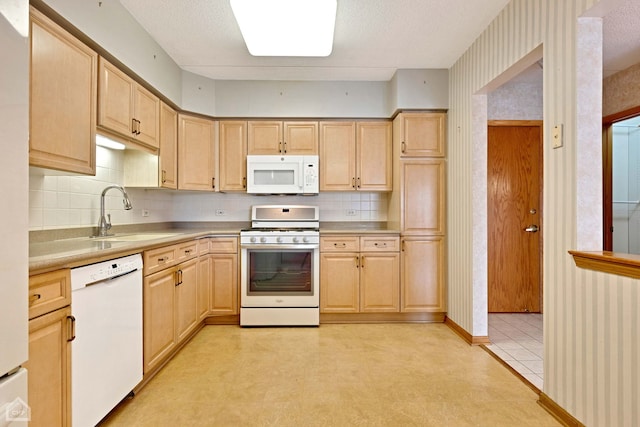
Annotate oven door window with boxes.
[247,249,313,296]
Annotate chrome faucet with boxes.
[96,185,133,237]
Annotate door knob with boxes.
[524,225,539,233]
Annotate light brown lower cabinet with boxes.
[25,306,72,427]
[198,237,239,316]
[400,236,446,312]
[320,235,400,313]
[143,244,199,374]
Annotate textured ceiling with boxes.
[120,0,640,82]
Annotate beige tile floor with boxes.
[100,324,560,427]
[485,313,544,390]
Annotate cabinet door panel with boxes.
[134,84,160,148]
[219,121,248,191]
[25,306,71,427]
[210,254,238,315]
[399,113,446,157]
[284,121,318,154]
[143,270,176,373]
[30,9,97,175]
[159,102,178,189]
[248,121,282,154]
[98,58,134,137]
[401,238,445,312]
[360,253,399,312]
[401,160,446,235]
[175,259,199,342]
[357,122,392,191]
[178,114,216,191]
[320,253,359,313]
[319,122,356,191]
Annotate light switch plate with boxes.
[552,124,563,149]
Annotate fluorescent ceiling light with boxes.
[230,0,337,57]
[96,134,126,150]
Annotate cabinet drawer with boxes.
[360,236,400,252]
[197,238,210,256]
[28,269,71,319]
[209,237,238,253]
[144,245,177,275]
[175,241,198,263]
[320,236,359,252]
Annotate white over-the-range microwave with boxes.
[246,155,319,195]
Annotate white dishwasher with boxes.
[70,253,143,427]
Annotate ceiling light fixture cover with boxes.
[230,0,337,57]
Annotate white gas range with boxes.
[240,205,320,326]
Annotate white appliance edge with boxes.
[0,0,30,424]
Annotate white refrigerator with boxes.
[0,0,30,425]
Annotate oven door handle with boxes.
[241,244,319,250]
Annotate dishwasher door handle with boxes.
[82,268,140,288]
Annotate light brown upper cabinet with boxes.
[98,57,160,150]
[178,114,216,191]
[320,121,392,192]
[247,121,318,155]
[219,121,248,191]
[400,159,446,235]
[394,112,445,157]
[29,7,97,175]
[158,102,178,189]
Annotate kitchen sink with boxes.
[91,232,181,242]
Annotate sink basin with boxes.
[92,233,181,242]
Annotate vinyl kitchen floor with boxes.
[100,323,559,427]
[485,313,544,390]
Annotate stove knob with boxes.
[303,236,310,243]
[250,237,257,243]
[293,237,300,243]
[260,237,267,243]
[277,237,283,243]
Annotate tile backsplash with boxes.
[29,146,388,230]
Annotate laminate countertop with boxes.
[29,222,400,273]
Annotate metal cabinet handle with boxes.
[212,177,215,189]
[361,256,364,268]
[176,269,183,286]
[334,242,346,248]
[67,315,76,342]
[162,170,167,184]
[401,141,406,153]
[131,118,137,135]
[283,142,287,153]
[184,249,192,255]
[374,242,387,248]
[29,293,41,304]
[136,119,141,135]
[401,240,405,251]
[352,177,356,189]
[158,256,168,263]
[355,257,360,268]
[243,176,247,189]
[357,178,361,189]
[524,225,539,233]
[279,141,282,153]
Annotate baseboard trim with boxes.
[444,316,490,345]
[538,393,585,427]
[320,312,445,323]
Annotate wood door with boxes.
[219,121,248,191]
[400,237,445,312]
[209,253,239,315]
[175,258,199,342]
[284,121,318,154]
[357,121,392,191]
[30,8,97,175]
[159,102,178,189]
[25,306,72,427]
[178,114,216,191]
[133,84,160,148]
[400,159,446,235]
[143,269,176,374]
[247,121,282,154]
[360,253,399,312]
[320,253,360,313]
[488,122,542,313]
[319,121,356,191]
[397,112,446,157]
[98,57,134,138]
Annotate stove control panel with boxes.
[241,231,319,246]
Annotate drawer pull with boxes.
[374,242,387,248]
[184,249,192,255]
[158,256,168,263]
[334,243,346,248]
[29,293,42,304]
